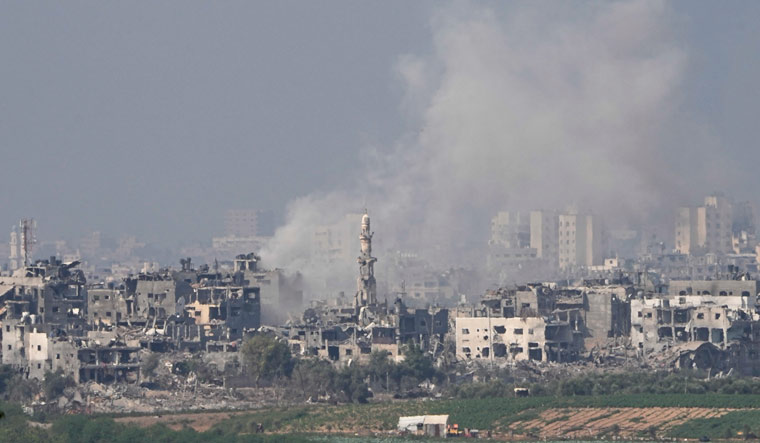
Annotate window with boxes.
[514,328,523,335]
[637,311,643,318]
[56,354,60,360]
[106,312,112,317]
[52,307,59,313]
[461,328,470,335]
[7,345,10,350]
[715,313,721,320]
[462,347,471,354]
[697,313,704,319]
[37,345,41,351]
[93,296,100,301]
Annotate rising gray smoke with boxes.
[260,1,720,297]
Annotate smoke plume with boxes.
[261,1,702,296]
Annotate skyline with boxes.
[2,1,760,257]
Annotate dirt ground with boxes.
[113,406,735,438]
[114,410,249,432]
[506,407,731,439]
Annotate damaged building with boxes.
[631,278,760,374]
[280,212,449,366]
[0,253,268,382]
[456,279,632,363]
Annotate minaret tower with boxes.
[355,210,377,307]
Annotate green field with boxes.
[3,394,760,441]
[212,394,760,435]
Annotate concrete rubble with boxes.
[4,203,760,415]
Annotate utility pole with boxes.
[487,306,494,369]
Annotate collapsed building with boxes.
[0,252,298,382]
[631,278,760,375]
[456,278,634,364]
[0,258,88,379]
[281,212,450,365]
[6,208,760,394]
[455,272,760,375]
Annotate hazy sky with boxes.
[2,1,760,249]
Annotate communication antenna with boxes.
[19,218,37,266]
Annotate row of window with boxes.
[92,311,113,317]
[461,327,532,335]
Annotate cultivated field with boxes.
[115,411,250,432]
[507,407,731,439]
[109,394,760,440]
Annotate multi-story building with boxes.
[675,195,733,255]
[630,278,760,374]
[530,210,559,267]
[490,212,530,249]
[558,212,605,269]
[312,213,363,265]
[486,211,540,282]
[224,209,273,238]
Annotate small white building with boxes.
[398,414,449,438]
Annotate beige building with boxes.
[490,211,530,248]
[530,210,559,267]
[312,213,363,265]
[224,209,273,237]
[455,316,576,363]
[675,195,733,255]
[558,212,605,269]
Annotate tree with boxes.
[399,344,436,382]
[335,365,370,403]
[241,334,294,385]
[367,350,392,391]
[0,365,16,395]
[43,369,74,400]
[290,358,337,400]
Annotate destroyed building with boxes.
[457,284,581,363]
[631,278,760,374]
[232,253,303,325]
[1,258,88,377]
[0,253,267,382]
[281,211,450,366]
[456,279,632,363]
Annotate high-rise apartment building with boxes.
[675,195,733,255]
[490,211,530,248]
[557,212,605,269]
[530,210,559,268]
[224,209,274,238]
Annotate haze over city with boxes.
[3,3,760,441]
[2,1,760,261]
